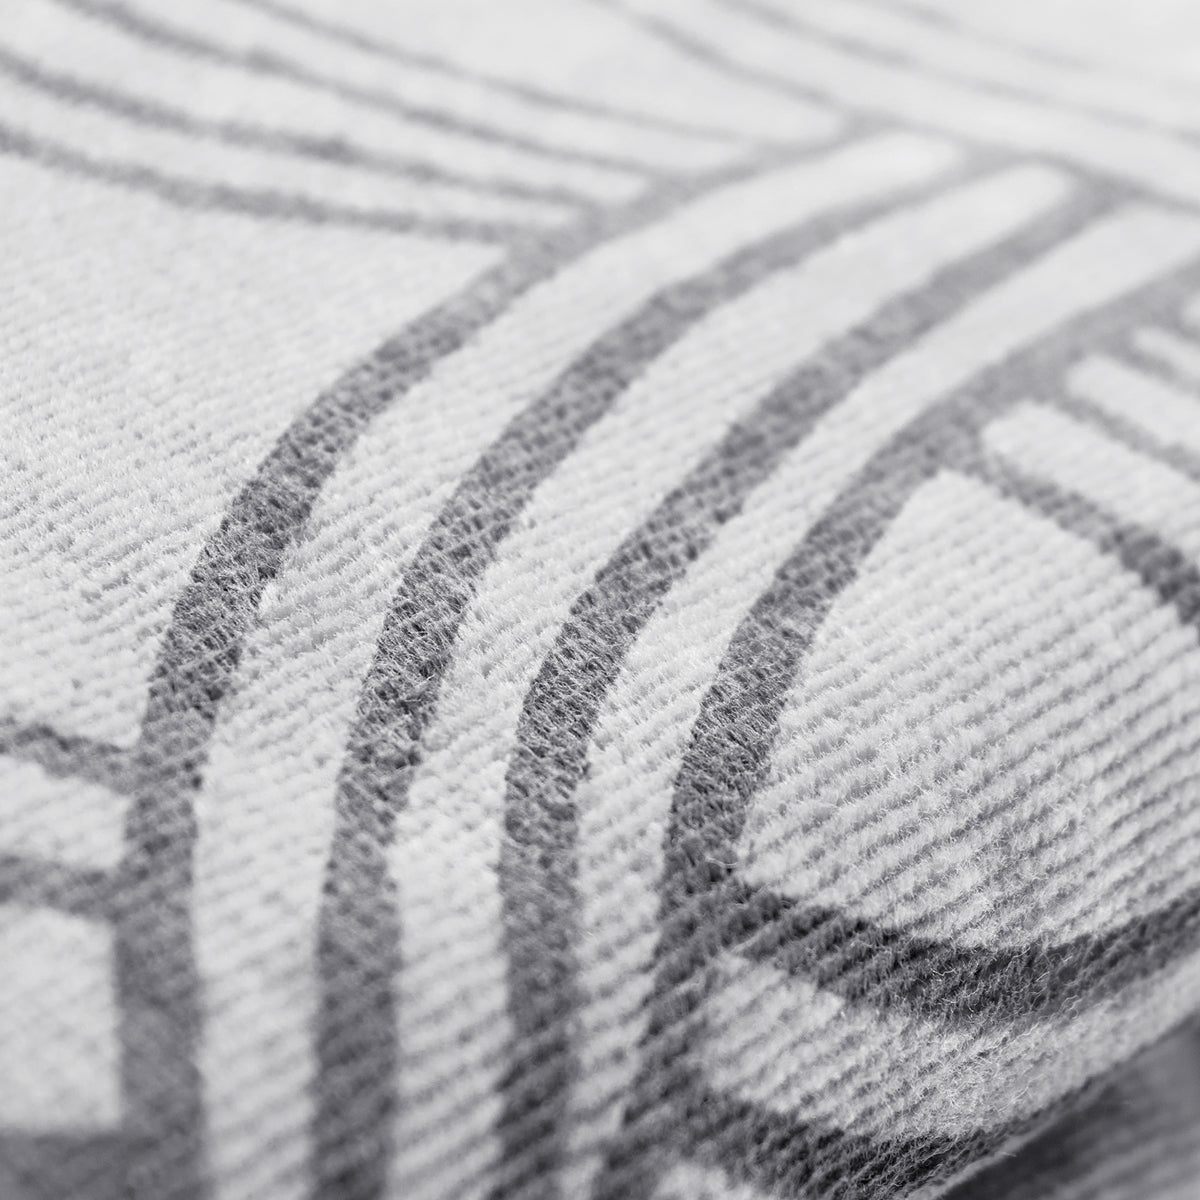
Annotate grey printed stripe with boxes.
[230,0,759,146]
[0,121,527,243]
[593,256,1200,1200]
[724,0,1187,140]
[51,0,662,179]
[0,47,595,210]
[0,717,131,793]
[0,853,115,919]
[1119,326,1200,396]
[597,0,833,110]
[490,185,1097,1200]
[0,1133,134,1200]
[103,146,844,1200]
[726,877,1200,1027]
[866,0,1126,78]
[676,1082,976,1200]
[314,158,939,1200]
[974,449,1200,640]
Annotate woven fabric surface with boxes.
[3,1,1200,1197]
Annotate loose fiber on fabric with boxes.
[2,2,1200,1199]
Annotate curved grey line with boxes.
[0,715,131,792]
[0,47,595,209]
[313,155,938,1200]
[1056,390,1200,487]
[590,257,1200,1200]
[861,0,1175,83]
[724,0,1200,143]
[489,187,1099,1200]
[1118,326,1200,398]
[731,876,1200,1030]
[228,0,764,147]
[0,120,524,242]
[591,0,834,110]
[0,852,116,919]
[49,0,664,179]
[97,142,836,1200]
[600,0,1200,210]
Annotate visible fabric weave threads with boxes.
[3,2,1200,1198]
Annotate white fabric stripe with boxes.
[21,0,644,204]
[1131,328,1200,388]
[558,163,1072,1198]
[1068,355,1200,457]
[619,0,1200,207]
[0,760,125,870]
[279,0,840,145]
[567,203,1200,1193]
[988,403,1200,561]
[70,0,759,173]
[702,946,1200,1137]
[0,43,575,229]
[393,163,1063,1200]
[764,0,1200,136]
[190,132,954,1200]
[0,906,120,1131]
[741,469,1200,949]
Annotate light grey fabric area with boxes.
[2,2,1200,1198]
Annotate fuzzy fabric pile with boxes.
[3,1,1200,1198]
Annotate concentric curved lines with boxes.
[0,44,591,215]
[109,148,738,1198]
[584,207,1200,1200]
[310,130,958,1200]
[47,0,657,195]
[605,0,1200,208]
[225,0,769,169]
[186,159,854,1197]
[737,0,1200,141]
[489,165,1081,1200]
[23,0,643,210]
[228,0,838,150]
[0,120,525,244]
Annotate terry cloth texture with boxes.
[3,1,1200,1198]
